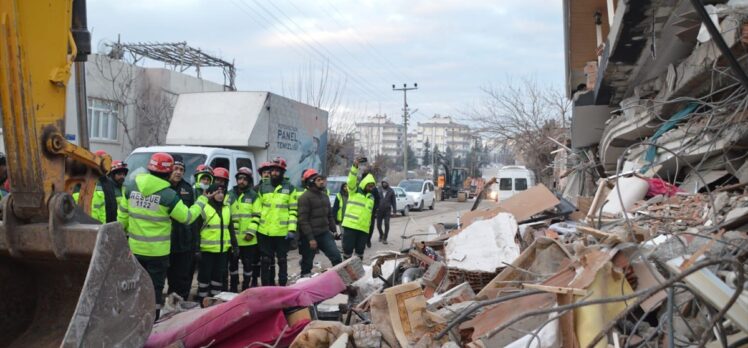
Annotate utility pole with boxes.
[392,83,417,173]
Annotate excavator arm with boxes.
[0,1,154,346]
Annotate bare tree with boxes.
[91,54,174,148]
[282,61,368,175]
[468,77,570,184]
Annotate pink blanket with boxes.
[146,271,346,348]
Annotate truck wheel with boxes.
[402,205,409,216]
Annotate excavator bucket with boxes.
[0,200,155,347]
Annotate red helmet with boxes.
[195,164,213,176]
[236,167,253,179]
[94,150,108,157]
[110,160,128,174]
[258,161,273,172]
[148,152,174,173]
[302,168,319,182]
[272,157,287,171]
[213,167,230,181]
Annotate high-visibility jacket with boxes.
[119,173,206,257]
[250,178,297,237]
[334,193,348,223]
[199,202,232,253]
[341,166,375,233]
[229,186,258,246]
[73,184,106,224]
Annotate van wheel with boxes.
[429,199,434,210]
[418,200,424,211]
[402,205,409,216]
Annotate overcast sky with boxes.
[88,0,564,125]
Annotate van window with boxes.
[499,178,512,191]
[515,178,528,191]
[236,157,253,171]
[210,157,230,171]
[125,152,207,185]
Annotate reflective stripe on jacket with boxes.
[250,178,297,237]
[119,173,205,257]
[199,202,232,253]
[341,166,375,233]
[229,186,258,246]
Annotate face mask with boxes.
[200,183,209,190]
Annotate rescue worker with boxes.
[249,157,298,286]
[332,183,348,239]
[297,169,342,277]
[166,155,197,301]
[376,180,397,244]
[109,160,128,207]
[74,150,110,223]
[212,167,230,188]
[0,153,7,197]
[118,152,207,318]
[195,183,239,305]
[228,167,260,291]
[341,158,376,260]
[193,164,214,197]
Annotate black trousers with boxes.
[167,250,193,300]
[342,227,368,259]
[376,213,391,241]
[196,252,228,305]
[299,232,343,275]
[136,254,169,318]
[367,214,376,243]
[258,234,289,286]
[228,244,260,292]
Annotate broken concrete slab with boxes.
[445,213,520,274]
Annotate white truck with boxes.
[125,91,328,188]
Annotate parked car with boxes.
[490,165,536,202]
[393,186,414,216]
[398,179,436,211]
[326,176,348,206]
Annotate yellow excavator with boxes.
[0,0,154,346]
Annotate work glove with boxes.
[285,232,297,240]
[308,239,318,251]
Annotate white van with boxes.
[493,165,536,202]
[125,145,258,188]
[398,179,436,211]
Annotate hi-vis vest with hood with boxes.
[249,178,298,237]
[341,166,375,233]
[229,186,258,246]
[119,173,206,257]
[199,202,232,253]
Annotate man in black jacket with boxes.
[166,155,198,300]
[297,169,342,277]
[376,180,397,244]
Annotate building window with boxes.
[87,98,120,141]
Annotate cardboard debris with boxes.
[383,282,432,347]
[478,238,573,299]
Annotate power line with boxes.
[244,0,391,102]
[229,0,387,105]
[277,0,410,94]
